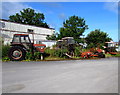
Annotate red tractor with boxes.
[8,34,46,61]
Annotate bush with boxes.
[34,52,42,60]
[25,51,46,60]
[54,49,68,58]
[2,45,10,58]
[45,47,55,57]
[25,51,40,60]
[74,46,81,57]
[25,52,33,60]
[45,47,68,58]
[45,46,82,58]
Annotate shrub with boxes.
[2,45,10,58]
[74,46,81,57]
[45,47,55,57]
[34,52,42,60]
[45,48,68,58]
[25,52,33,60]
[54,49,68,58]
[25,51,45,60]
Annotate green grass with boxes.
[45,56,65,61]
[111,53,120,57]
[105,54,112,57]
[2,57,10,62]
[105,53,120,57]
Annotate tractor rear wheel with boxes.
[8,46,26,61]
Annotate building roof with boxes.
[0,19,55,30]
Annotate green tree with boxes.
[58,15,88,43]
[9,8,49,28]
[46,34,57,40]
[86,29,112,48]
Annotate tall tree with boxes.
[86,29,112,48]
[46,34,57,40]
[9,8,49,28]
[58,15,88,43]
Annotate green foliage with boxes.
[112,53,120,57]
[86,29,112,48]
[2,44,11,61]
[46,34,57,40]
[2,45,10,58]
[86,43,95,48]
[34,52,41,60]
[2,57,10,62]
[9,8,49,28]
[74,46,81,57]
[25,52,33,60]
[54,49,68,58]
[25,51,45,60]
[58,15,88,43]
[45,47,68,58]
[45,47,55,57]
[105,53,120,57]
[25,51,41,60]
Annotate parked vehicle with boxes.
[8,34,46,61]
[57,37,106,58]
[56,37,76,57]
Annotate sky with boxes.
[1,2,119,42]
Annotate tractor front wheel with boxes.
[8,46,26,61]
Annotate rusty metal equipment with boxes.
[56,37,76,58]
[8,34,46,61]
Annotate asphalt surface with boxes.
[2,57,118,93]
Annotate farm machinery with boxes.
[56,37,105,58]
[79,42,118,59]
[57,36,119,59]
[56,37,76,58]
[80,48,105,58]
[8,34,46,61]
[104,42,118,55]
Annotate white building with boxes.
[0,19,56,47]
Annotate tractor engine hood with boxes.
[33,44,46,53]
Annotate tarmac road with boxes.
[2,57,118,93]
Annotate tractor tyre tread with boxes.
[8,46,26,61]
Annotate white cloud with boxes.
[49,24,55,28]
[59,13,66,20]
[2,2,30,19]
[104,2,118,14]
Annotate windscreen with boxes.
[21,36,31,43]
[12,35,20,43]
